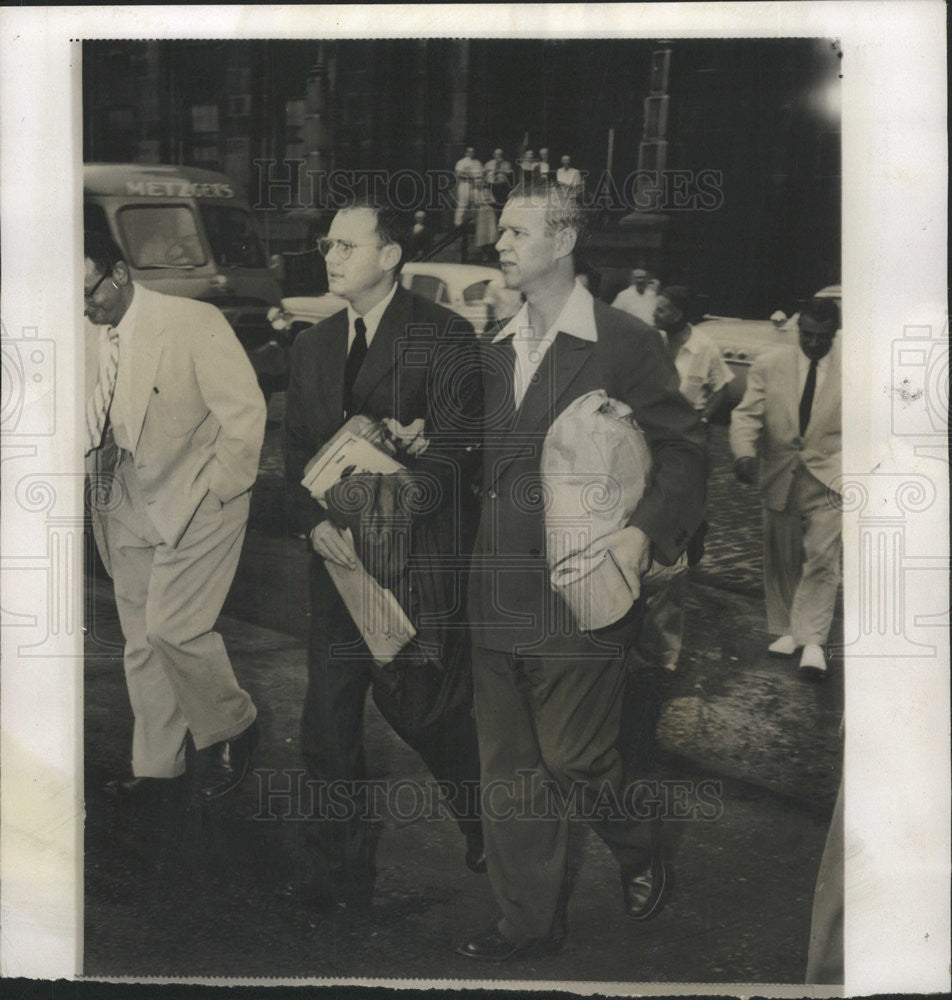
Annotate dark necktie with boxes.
[799,358,818,436]
[344,316,368,416]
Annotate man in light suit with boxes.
[84,231,266,799]
[283,200,485,910]
[457,183,708,961]
[729,296,842,678]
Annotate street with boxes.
[82,404,843,984]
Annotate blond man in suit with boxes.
[730,296,842,678]
[458,183,707,961]
[84,230,266,799]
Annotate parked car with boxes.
[697,284,841,405]
[269,262,503,342]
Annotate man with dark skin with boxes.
[730,297,842,677]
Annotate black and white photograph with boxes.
[0,5,948,996]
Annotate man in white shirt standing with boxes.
[729,297,842,678]
[654,285,734,424]
[555,154,583,192]
[454,145,483,227]
[612,267,659,326]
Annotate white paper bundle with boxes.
[324,547,416,665]
[302,414,404,506]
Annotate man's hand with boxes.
[384,417,429,457]
[609,525,653,599]
[733,456,758,485]
[310,521,357,569]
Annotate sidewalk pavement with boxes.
[83,573,835,983]
[81,417,842,982]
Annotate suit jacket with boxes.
[284,283,482,556]
[729,340,841,511]
[467,297,708,657]
[86,284,267,568]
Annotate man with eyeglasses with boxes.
[283,199,485,910]
[83,230,266,802]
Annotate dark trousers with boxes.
[302,556,481,877]
[472,643,657,945]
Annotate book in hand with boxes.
[302,414,405,507]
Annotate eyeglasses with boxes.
[84,269,113,300]
[316,238,382,260]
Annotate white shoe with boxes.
[798,644,828,678]
[767,634,797,657]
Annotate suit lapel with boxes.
[481,334,518,478]
[807,341,841,436]
[349,284,407,414]
[515,331,592,436]
[321,310,348,423]
[129,289,165,452]
[782,347,801,434]
[490,331,593,486]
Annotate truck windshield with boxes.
[116,205,207,268]
[199,204,267,269]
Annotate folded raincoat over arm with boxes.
[541,389,683,631]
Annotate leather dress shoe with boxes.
[456,926,563,961]
[103,775,182,799]
[621,853,667,920]
[199,720,259,799]
[465,831,487,874]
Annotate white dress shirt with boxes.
[346,281,399,352]
[492,281,598,408]
[611,285,659,326]
[796,339,836,400]
[109,283,143,452]
[666,325,734,411]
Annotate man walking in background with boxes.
[84,230,266,801]
[730,296,842,678]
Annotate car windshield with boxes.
[117,205,207,268]
[463,279,492,303]
[199,205,267,269]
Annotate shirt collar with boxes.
[492,280,598,345]
[347,281,398,345]
[113,282,141,339]
[799,334,839,370]
[676,325,698,354]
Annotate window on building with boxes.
[192,104,219,134]
[226,95,251,118]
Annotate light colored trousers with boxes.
[763,465,842,646]
[101,452,257,777]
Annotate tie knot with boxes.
[355,317,367,337]
[107,326,119,343]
